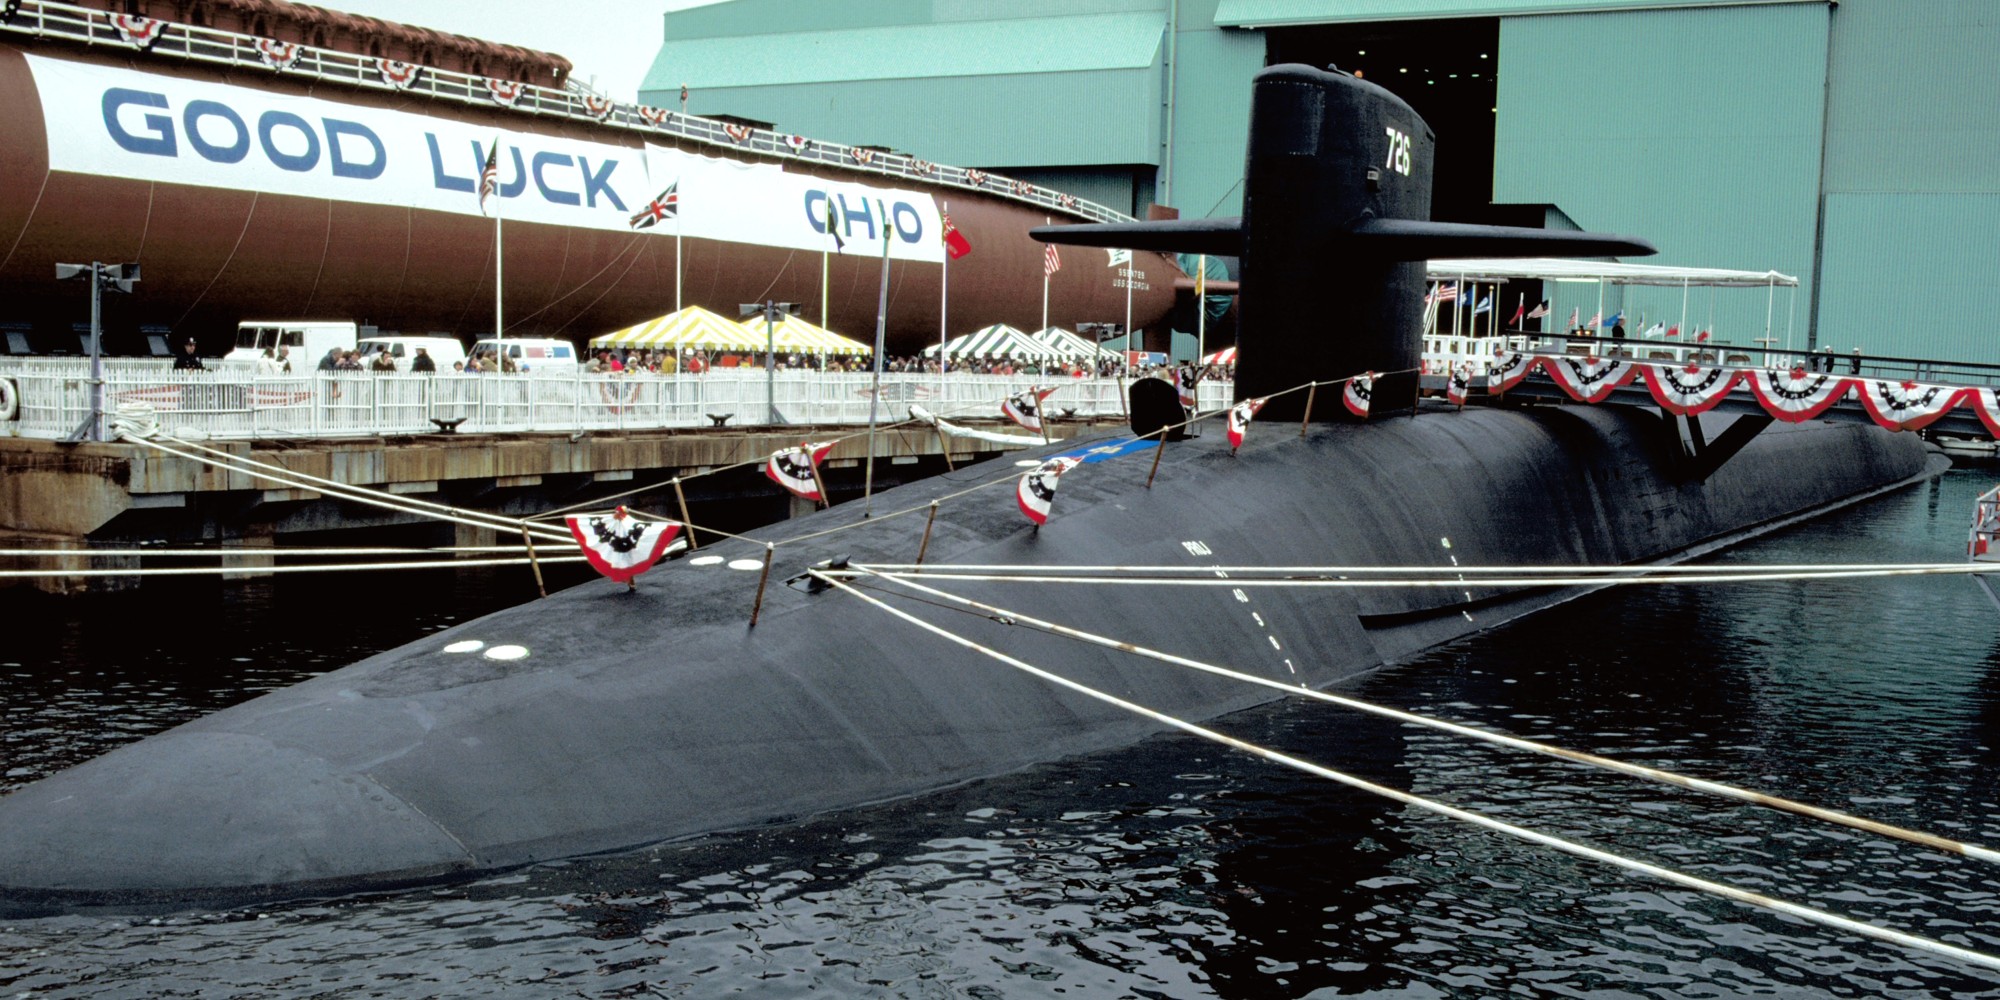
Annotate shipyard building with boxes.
[643,0,2000,364]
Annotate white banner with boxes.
[26,54,943,262]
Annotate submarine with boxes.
[0,63,1932,913]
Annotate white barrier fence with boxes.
[0,364,1233,441]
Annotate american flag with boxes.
[1043,243,1062,277]
[1425,283,1458,305]
[478,139,501,216]
[628,181,678,230]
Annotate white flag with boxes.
[1105,248,1131,268]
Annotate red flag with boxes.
[1508,296,1525,326]
[567,507,684,584]
[1665,325,1681,338]
[942,213,971,259]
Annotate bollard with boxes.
[1299,382,1318,437]
[1144,430,1167,489]
[748,543,775,626]
[673,478,697,550]
[520,527,548,599]
[916,500,939,567]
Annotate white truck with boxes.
[223,321,359,372]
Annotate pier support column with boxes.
[0,531,140,596]
[222,524,276,580]
[455,523,498,557]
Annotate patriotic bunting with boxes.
[1746,367,1854,423]
[1641,363,1742,415]
[377,59,422,89]
[485,78,523,107]
[1010,179,1034,196]
[113,14,163,49]
[1227,397,1267,451]
[909,158,936,174]
[1541,355,1638,404]
[1488,351,1538,393]
[637,106,671,126]
[1855,379,1965,432]
[1343,372,1374,418]
[849,147,874,165]
[581,94,616,120]
[965,169,988,187]
[255,38,301,71]
[723,123,753,143]
[766,441,835,502]
[628,181,678,230]
[567,507,684,584]
[1173,369,1198,410]
[1017,456,1081,526]
[1002,385,1060,433]
[1972,388,2000,439]
[785,135,809,154]
[1058,193,1077,209]
[1446,361,1475,406]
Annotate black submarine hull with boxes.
[0,405,1932,910]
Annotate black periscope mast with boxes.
[0,66,1938,932]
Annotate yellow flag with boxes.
[1194,255,1207,296]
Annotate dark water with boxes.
[4,469,2000,997]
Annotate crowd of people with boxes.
[244,344,1239,382]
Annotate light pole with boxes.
[740,301,798,425]
[56,262,140,443]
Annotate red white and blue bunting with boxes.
[1017,456,1081,526]
[1227,397,1267,451]
[485,78,524,107]
[112,13,163,49]
[1746,367,1853,423]
[1488,351,1537,393]
[1002,385,1060,433]
[581,94,616,121]
[1641,363,1742,415]
[1343,372,1375,418]
[1855,379,1964,432]
[255,38,301,71]
[377,59,422,89]
[1542,355,1639,404]
[1973,388,2000,439]
[1446,362,1474,406]
[765,441,835,502]
[567,507,684,584]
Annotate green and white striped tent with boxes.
[1032,327,1101,360]
[921,323,1053,360]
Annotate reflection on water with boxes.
[3,469,2000,997]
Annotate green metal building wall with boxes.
[1815,0,2000,361]
[1492,2,1829,350]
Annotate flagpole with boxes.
[863,222,892,515]
[494,194,503,342]
[1679,278,1689,363]
[675,208,683,312]
[939,202,949,394]
[1196,253,1207,365]
[821,245,830,329]
[1123,249,1133,362]
[1041,217,1051,334]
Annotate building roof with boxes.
[1213,0,1820,28]
[643,12,1162,91]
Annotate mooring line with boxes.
[859,566,1996,587]
[860,560,1988,575]
[848,567,2000,866]
[123,435,572,543]
[809,568,2000,974]
[0,556,586,578]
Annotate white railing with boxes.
[0,0,1134,225]
[0,367,1232,441]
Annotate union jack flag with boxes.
[478,139,501,215]
[1043,243,1062,277]
[629,181,678,230]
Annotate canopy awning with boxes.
[1427,258,1799,287]
[923,323,1051,359]
[1032,327,1102,360]
[590,306,765,350]
[738,314,874,355]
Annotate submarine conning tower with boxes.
[1034,62,1655,421]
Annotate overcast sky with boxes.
[315,0,727,102]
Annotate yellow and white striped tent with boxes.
[589,306,765,351]
[737,314,874,355]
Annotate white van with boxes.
[225,321,357,371]
[357,335,467,372]
[469,338,578,373]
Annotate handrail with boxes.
[0,0,1136,225]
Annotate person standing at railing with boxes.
[410,348,436,374]
[174,339,205,371]
[256,348,283,376]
